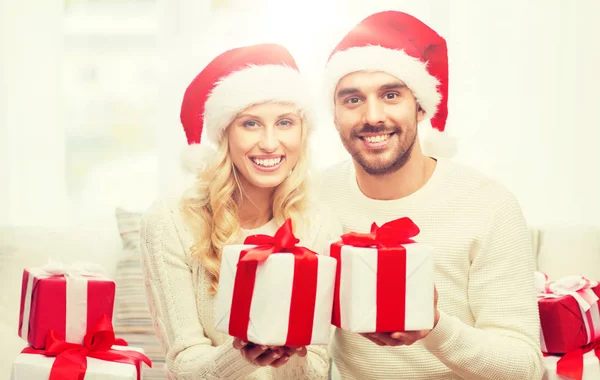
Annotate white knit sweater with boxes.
[318,158,544,380]
[139,197,342,380]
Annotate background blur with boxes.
[1,0,599,229]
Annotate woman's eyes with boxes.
[242,119,296,128]
[277,119,294,127]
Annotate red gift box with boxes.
[536,272,600,354]
[18,262,116,350]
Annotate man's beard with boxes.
[340,122,417,176]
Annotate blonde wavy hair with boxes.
[181,104,311,294]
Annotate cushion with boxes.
[529,227,541,270]
[113,208,166,379]
[536,225,600,281]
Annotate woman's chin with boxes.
[249,178,286,190]
[245,172,288,190]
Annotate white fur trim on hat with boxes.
[325,45,441,118]
[181,143,218,175]
[203,64,315,145]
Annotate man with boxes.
[319,10,544,380]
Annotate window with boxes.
[62,0,159,226]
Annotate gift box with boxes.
[12,314,151,380]
[18,261,116,349]
[543,344,600,380]
[214,219,336,346]
[330,217,434,333]
[535,272,600,354]
[11,345,147,380]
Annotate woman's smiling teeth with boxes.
[251,157,283,167]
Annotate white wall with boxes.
[445,0,600,228]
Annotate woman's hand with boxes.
[233,338,307,368]
[276,345,308,359]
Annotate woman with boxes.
[140,43,341,380]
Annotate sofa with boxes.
[1,217,599,380]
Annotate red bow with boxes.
[242,218,314,262]
[22,314,152,380]
[341,217,420,248]
[556,341,600,380]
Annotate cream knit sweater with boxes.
[319,158,544,380]
[139,197,342,380]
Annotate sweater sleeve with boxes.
[139,200,261,380]
[420,189,544,380]
[270,203,343,380]
[271,345,329,380]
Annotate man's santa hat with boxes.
[180,43,314,174]
[325,11,456,157]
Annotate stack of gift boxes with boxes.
[11,262,151,380]
[537,272,600,380]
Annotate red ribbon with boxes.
[21,314,152,380]
[229,218,318,346]
[330,217,420,332]
[340,217,419,248]
[556,341,600,380]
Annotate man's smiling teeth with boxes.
[363,134,391,143]
[252,157,282,167]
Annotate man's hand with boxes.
[360,286,440,347]
[233,338,307,368]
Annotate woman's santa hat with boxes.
[180,43,314,174]
[325,11,456,157]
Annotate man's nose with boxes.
[363,98,386,126]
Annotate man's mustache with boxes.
[353,124,400,136]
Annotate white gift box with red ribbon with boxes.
[330,218,435,333]
[214,219,337,346]
[11,345,146,380]
[543,345,600,380]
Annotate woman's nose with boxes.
[258,127,278,152]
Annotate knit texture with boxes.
[139,197,342,380]
[319,158,544,380]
